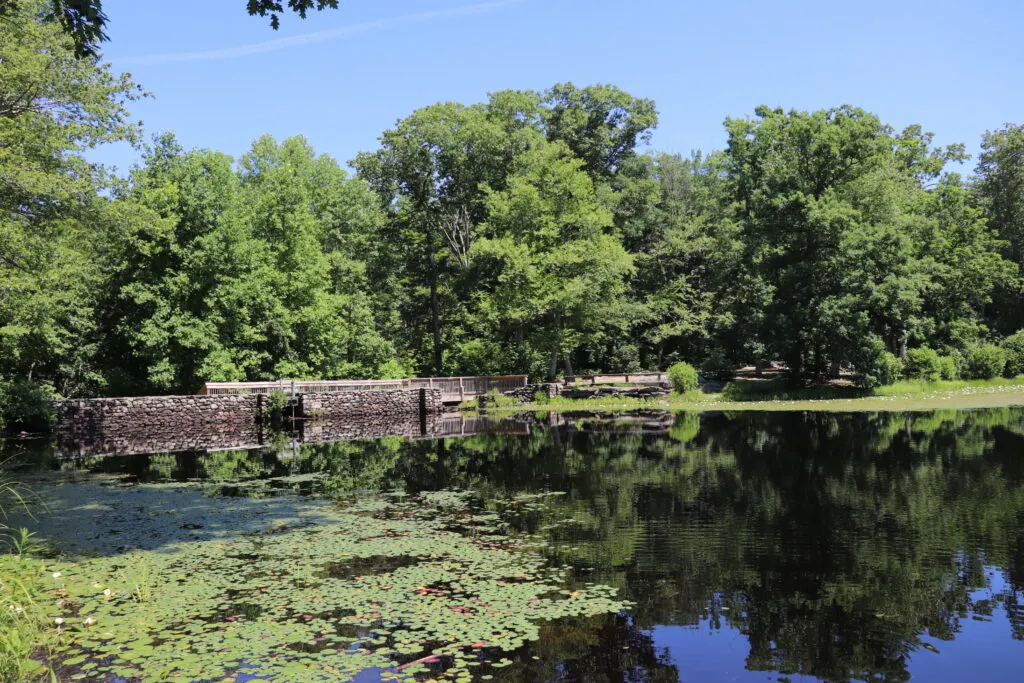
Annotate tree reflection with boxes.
[45,408,1024,681]
[359,409,1024,681]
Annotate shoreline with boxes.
[489,381,1024,414]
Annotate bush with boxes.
[966,344,1007,380]
[0,380,57,433]
[853,342,903,389]
[1001,331,1024,378]
[876,352,904,387]
[904,347,943,382]
[667,362,699,394]
[479,390,517,410]
[937,354,959,381]
[267,388,291,414]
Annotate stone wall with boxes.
[560,384,670,400]
[54,389,443,459]
[54,410,514,459]
[503,383,565,402]
[300,388,443,418]
[55,395,263,459]
[298,415,427,443]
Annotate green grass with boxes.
[873,376,1024,396]
[496,376,1024,414]
[1,460,55,683]
[0,555,56,683]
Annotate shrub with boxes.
[484,390,517,409]
[0,380,57,433]
[937,354,959,381]
[667,362,699,394]
[853,342,903,389]
[966,344,1006,380]
[267,388,290,414]
[876,352,904,387]
[904,347,943,382]
[1001,330,1024,378]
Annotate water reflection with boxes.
[11,408,1024,681]
[51,412,531,459]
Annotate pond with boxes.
[4,408,1024,682]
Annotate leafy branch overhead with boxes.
[246,0,340,29]
[0,0,342,57]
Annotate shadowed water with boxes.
[5,408,1024,682]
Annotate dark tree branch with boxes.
[0,1,343,59]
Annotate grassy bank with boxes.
[501,377,1024,414]
[0,554,55,682]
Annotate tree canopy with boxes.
[3,5,1024,426]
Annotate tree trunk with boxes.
[428,243,443,376]
[547,346,559,383]
[547,311,562,382]
[564,351,575,383]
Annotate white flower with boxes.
[92,583,102,589]
[53,617,64,625]
[8,604,23,614]
[102,588,112,597]
[83,617,96,626]
[51,572,62,579]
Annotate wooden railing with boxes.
[576,371,667,386]
[407,375,529,401]
[199,375,529,401]
[199,379,407,396]
[409,414,531,440]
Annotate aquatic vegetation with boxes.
[40,491,628,681]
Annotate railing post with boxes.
[459,377,465,401]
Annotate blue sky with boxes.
[92,0,1023,175]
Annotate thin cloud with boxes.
[121,0,524,65]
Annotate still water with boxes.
[8,408,1024,682]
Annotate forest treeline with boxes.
[3,1,1024,425]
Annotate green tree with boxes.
[612,151,738,370]
[473,141,634,380]
[352,101,521,376]
[976,123,1024,333]
[0,0,142,405]
[540,82,658,180]
[723,106,1010,379]
[101,134,396,394]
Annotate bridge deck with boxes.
[199,375,529,404]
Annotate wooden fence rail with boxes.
[576,371,668,386]
[199,375,529,403]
